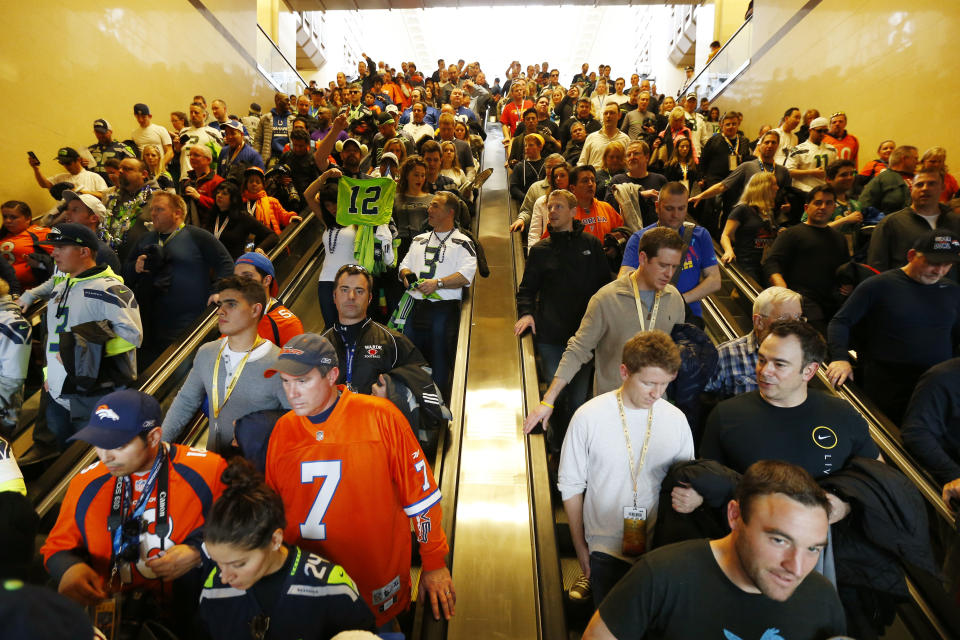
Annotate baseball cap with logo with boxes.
[93,118,111,133]
[235,252,278,296]
[55,147,80,164]
[264,333,338,377]
[221,119,244,132]
[61,190,107,223]
[913,229,960,263]
[133,103,151,116]
[39,223,99,249]
[68,389,162,449]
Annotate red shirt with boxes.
[500,99,534,136]
[266,389,447,626]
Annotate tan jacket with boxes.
[555,274,685,395]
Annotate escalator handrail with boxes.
[701,295,955,639]
[708,247,956,528]
[511,202,568,640]
[32,214,319,517]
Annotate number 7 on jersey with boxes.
[299,460,342,540]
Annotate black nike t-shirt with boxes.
[600,539,846,640]
[700,390,879,478]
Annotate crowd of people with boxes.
[502,61,960,640]
[0,52,957,640]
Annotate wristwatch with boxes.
[436,278,444,289]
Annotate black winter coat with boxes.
[515,220,611,345]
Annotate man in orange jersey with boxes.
[568,164,624,243]
[41,389,226,635]
[233,252,303,346]
[263,333,454,630]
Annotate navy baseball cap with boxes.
[221,119,244,132]
[133,102,151,116]
[0,580,94,640]
[93,118,111,132]
[236,251,278,296]
[39,223,99,249]
[913,229,960,263]
[264,333,338,378]
[68,389,162,449]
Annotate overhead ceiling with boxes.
[288,0,696,9]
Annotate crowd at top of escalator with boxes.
[0,52,959,640]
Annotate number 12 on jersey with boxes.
[299,460,342,540]
[336,176,395,226]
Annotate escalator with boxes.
[705,257,960,640]
[25,211,324,527]
[514,215,960,638]
[22,133,492,639]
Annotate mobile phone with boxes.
[27,151,39,165]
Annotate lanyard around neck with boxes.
[212,336,264,419]
[159,223,185,247]
[617,389,654,507]
[630,274,662,332]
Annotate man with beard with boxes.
[584,460,846,639]
[103,158,155,261]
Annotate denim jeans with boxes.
[589,551,632,610]
[536,342,592,453]
[404,300,459,398]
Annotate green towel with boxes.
[388,280,440,332]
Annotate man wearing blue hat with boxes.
[41,389,226,633]
[234,251,303,346]
[39,223,142,450]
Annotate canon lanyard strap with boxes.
[211,336,264,418]
[630,274,661,332]
[108,445,170,566]
[616,389,654,508]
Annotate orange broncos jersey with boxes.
[41,444,226,595]
[258,301,304,347]
[266,388,447,626]
[0,226,52,288]
[543,199,624,243]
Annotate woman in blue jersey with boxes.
[199,458,374,640]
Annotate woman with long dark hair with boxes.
[199,458,374,640]
[209,181,278,259]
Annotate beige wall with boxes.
[714,0,751,45]
[1,1,276,216]
[713,0,958,168]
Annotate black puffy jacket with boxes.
[515,220,611,345]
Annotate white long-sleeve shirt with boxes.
[558,392,694,562]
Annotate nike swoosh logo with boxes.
[817,434,830,440]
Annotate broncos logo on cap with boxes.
[280,347,305,356]
[95,405,120,421]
